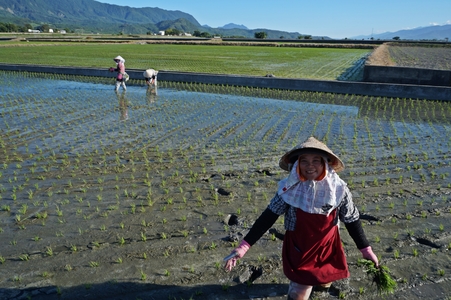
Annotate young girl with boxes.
[224,136,378,300]
[109,55,126,91]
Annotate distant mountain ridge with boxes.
[0,0,306,38]
[353,23,451,40]
[220,23,248,30]
[0,0,200,26]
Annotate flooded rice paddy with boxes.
[0,71,451,300]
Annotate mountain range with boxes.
[353,23,451,40]
[0,0,448,40]
[0,0,307,38]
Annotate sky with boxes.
[95,0,451,39]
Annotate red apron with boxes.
[282,208,349,285]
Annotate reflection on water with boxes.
[146,85,158,104]
[116,90,129,121]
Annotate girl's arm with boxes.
[243,208,279,245]
[338,187,370,249]
[344,219,369,249]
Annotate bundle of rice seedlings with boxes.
[358,259,397,295]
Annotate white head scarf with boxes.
[277,160,347,216]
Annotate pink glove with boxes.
[109,67,114,72]
[224,240,250,271]
[360,246,379,267]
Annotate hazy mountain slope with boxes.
[220,23,248,30]
[353,24,451,40]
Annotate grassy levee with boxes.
[0,41,370,80]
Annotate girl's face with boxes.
[298,154,324,180]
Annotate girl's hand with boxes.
[360,246,379,267]
[224,240,250,271]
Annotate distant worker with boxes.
[143,69,158,86]
[109,55,127,92]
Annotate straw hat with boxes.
[279,136,344,172]
[143,69,158,78]
[114,55,124,62]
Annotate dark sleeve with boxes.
[344,219,370,250]
[243,207,279,246]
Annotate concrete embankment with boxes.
[0,63,450,101]
[364,65,451,87]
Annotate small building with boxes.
[59,30,67,34]
[49,29,53,33]
[28,29,41,33]
[184,33,192,37]
[158,31,165,36]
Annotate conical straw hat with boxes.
[279,136,344,172]
[114,55,124,62]
[143,69,158,78]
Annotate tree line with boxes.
[0,22,72,33]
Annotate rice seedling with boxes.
[209,242,217,250]
[19,254,29,261]
[45,246,53,256]
[89,261,99,268]
[140,270,147,281]
[358,259,397,295]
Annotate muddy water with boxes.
[0,72,450,299]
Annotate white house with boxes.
[49,29,53,33]
[158,31,165,36]
[28,29,40,33]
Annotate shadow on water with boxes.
[0,282,289,300]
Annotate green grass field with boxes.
[0,42,370,79]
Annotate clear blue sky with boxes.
[95,0,451,39]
